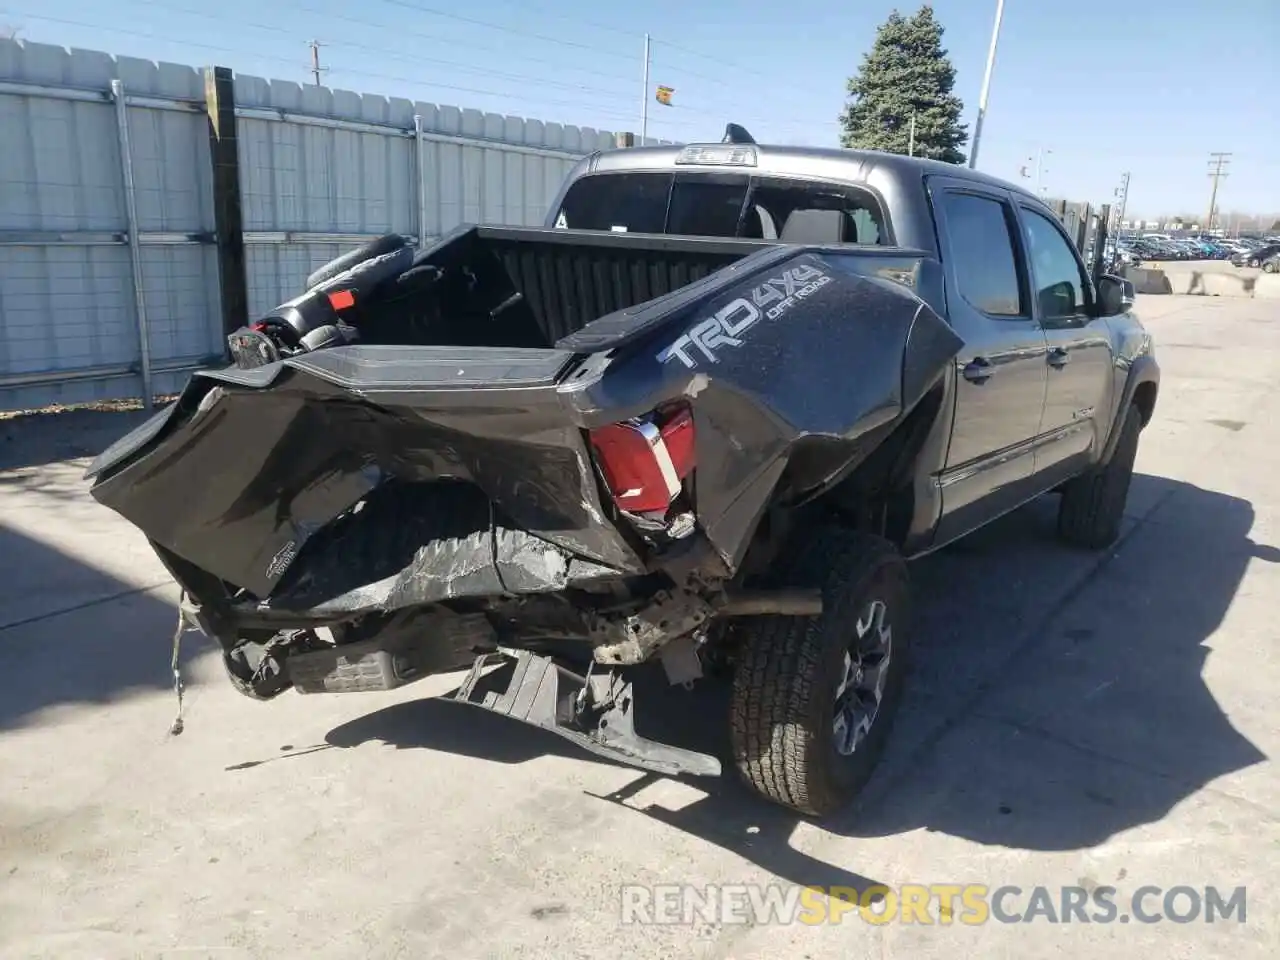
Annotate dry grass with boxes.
[0,396,179,423]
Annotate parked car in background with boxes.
[1262,253,1280,274]
[1140,238,1190,261]
[1232,242,1280,267]
[1214,239,1251,255]
[1114,244,1143,266]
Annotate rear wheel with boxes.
[1263,260,1278,274]
[730,529,909,818]
[1057,404,1142,549]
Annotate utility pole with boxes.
[1206,152,1231,234]
[1023,147,1051,196]
[968,0,1006,169]
[308,40,326,87]
[640,33,651,144]
[1035,147,1047,195]
[907,112,916,157]
[1114,171,1131,235]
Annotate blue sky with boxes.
[2,0,1276,218]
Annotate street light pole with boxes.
[640,33,651,144]
[968,0,1007,169]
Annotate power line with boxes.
[367,0,839,111]
[162,0,642,89]
[0,10,640,123]
[467,0,839,106]
[128,1,840,129]
[1,9,308,69]
[376,0,629,58]
[473,0,640,41]
[6,6,840,136]
[133,0,636,101]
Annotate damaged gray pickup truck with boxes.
[86,126,1159,817]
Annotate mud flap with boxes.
[452,649,722,778]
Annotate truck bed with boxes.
[389,225,773,349]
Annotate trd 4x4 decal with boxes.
[657,264,833,369]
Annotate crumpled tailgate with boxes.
[86,346,644,602]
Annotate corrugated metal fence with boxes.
[0,38,621,412]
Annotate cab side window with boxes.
[1020,208,1091,321]
[938,192,1024,317]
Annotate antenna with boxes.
[722,123,756,145]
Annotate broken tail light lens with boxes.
[589,406,695,514]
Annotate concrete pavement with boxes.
[1,294,1278,959]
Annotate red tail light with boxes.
[589,406,695,514]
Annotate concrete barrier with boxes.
[1130,267,1265,298]
[1201,272,1256,298]
[1254,273,1280,300]
[1122,266,1172,295]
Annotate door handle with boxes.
[962,357,996,384]
[1047,347,1070,369]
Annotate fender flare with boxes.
[1100,355,1160,464]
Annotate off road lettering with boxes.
[658,265,831,369]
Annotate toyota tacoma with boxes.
[86,126,1159,817]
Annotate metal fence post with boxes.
[1074,203,1091,254]
[414,114,427,246]
[1093,202,1112,283]
[204,66,249,348]
[111,78,154,410]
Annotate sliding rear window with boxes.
[554,171,889,245]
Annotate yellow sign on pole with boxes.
[655,85,674,106]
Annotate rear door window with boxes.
[937,192,1025,317]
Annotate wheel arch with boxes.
[1102,355,1160,463]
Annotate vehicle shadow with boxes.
[325,474,1271,886]
[0,523,193,730]
[326,667,887,895]
[0,405,157,473]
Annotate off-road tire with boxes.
[1057,404,1142,549]
[306,233,408,289]
[730,529,910,818]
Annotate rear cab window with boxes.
[553,171,889,245]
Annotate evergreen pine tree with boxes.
[838,6,969,164]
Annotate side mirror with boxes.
[1096,274,1135,317]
